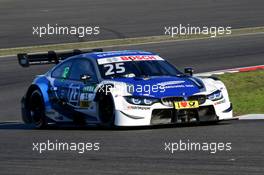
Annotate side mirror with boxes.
[184,67,194,76]
[80,74,91,82]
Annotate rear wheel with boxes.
[28,90,47,129]
[98,95,115,127]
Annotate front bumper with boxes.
[151,105,218,124]
[114,97,233,126]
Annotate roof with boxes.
[81,50,156,59]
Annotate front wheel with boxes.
[28,90,47,129]
[98,95,115,127]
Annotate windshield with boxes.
[98,60,183,79]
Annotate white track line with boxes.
[238,114,264,120]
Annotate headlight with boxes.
[161,100,173,107]
[124,96,159,106]
[207,90,223,101]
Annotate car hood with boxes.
[111,76,205,98]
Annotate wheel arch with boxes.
[22,82,50,123]
[25,83,49,106]
[94,83,114,102]
[94,85,116,126]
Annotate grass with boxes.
[0,26,264,57]
[218,70,264,116]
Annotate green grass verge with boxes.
[0,26,264,57]
[218,70,264,116]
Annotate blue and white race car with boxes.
[18,49,233,128]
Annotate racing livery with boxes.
[18,49,233,128]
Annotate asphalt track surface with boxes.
[0,34,264,174]
[0,120,263,175]
[1,0,264,48]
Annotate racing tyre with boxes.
[98,95,115,127]
[28,90,47,129]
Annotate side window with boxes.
[51,61,72,79]
[69,59,97,81]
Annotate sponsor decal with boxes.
[174,100,199,109]
[214,99,226,105]
[83,85,96,92]
[104,63,126,76]
[68,84,96,107]
[158,81,195,89]
[62,67,70,79]
[120,55,160,61]
[79,93,93,108]
[68,84,81,104]
[127,106,151,110]
[164,84,195,89]
[157,81,185,86]
[97,55,164,65]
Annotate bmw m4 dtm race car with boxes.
[17,49,233,128]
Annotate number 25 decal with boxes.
[104,63,125,76]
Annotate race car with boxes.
[17,49,233,128]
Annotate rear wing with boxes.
[17,48,103,67]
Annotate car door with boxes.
[66,58,99,119]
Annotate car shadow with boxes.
[0,121,234,131]
[0,122,34,130]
